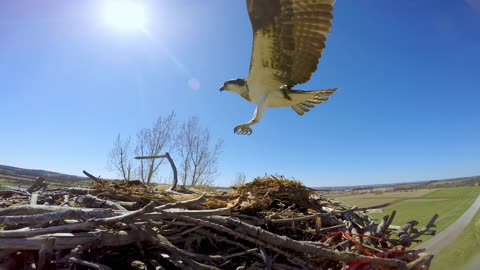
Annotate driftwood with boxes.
[0,175,436,270]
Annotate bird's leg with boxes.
[234,95,267,135]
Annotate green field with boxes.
[368,186,480,236]
[330,186,480,243]
[431,209,480,270]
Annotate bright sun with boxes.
[103,0,148,32]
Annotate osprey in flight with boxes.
[220,0,338,135]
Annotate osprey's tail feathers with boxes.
[290,88,339,116]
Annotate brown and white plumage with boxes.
[220,0,338,135]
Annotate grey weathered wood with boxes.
[76,194,127,210]
[0,230,146,250]
[38,237,55,270]
[27,177,46,193]
[135,152,178,191]
[83,170,103,184]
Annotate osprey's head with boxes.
[219,78,247,94]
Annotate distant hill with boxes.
[315,175,480,192]
[0,164,88,186]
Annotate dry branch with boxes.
[83,170,103,184]
[68,257,112,270]
[144,207,231,218]
[411,214,439,240]
[27,177,46,193]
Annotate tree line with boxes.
[107,112,223,187]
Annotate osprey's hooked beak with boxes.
[219,86,225,91]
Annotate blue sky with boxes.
[1,0,479,187]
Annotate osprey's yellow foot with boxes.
[234,124,253,135]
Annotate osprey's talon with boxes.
[234,124,253,135]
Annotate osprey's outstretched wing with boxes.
[246,0,335,89]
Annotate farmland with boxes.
[330,186,480,235]
[0,164,90,189]
[367,186,480,235]
[329,186,480,269]
[330,189,435,208]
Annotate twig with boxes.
[68,257,112,270]
[270,212,334,225]
[267,203,295,219]
[143,207,231,218]
[210,248,260,260]
[317,224,347,232]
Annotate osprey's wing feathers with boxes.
[247,0,335,88]
[288,88,338,115]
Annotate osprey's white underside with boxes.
[246,31,329,109]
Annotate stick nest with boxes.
[0,175,436,270]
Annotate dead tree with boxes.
[177,116,223,186]
[106,134,134,182]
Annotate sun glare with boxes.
[103,0,148,32]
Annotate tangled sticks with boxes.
[0,176,436,269]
